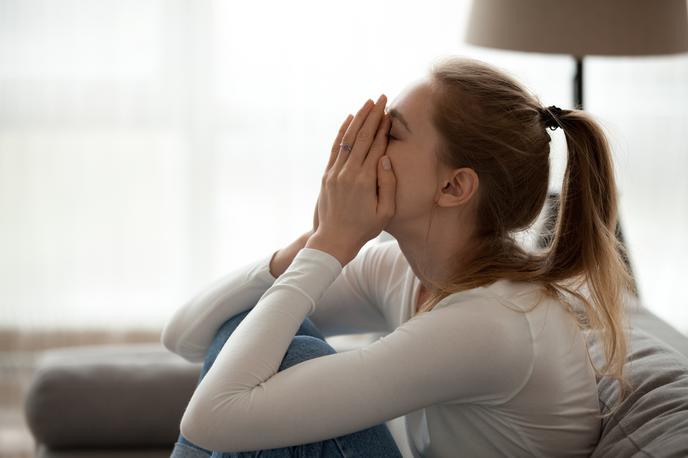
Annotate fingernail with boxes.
[382,156,391,170]
[377,94,386,104]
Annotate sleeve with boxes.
[160,240,393,363]
[306,240,395,336]
[160,251,278,363]
[179,247,535,453]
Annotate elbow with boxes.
[180,399,217,450]
[160,323,178,355]
[180,404,238,452]
[180,390,255,452]
[160,320,197,361]
[180,409,205,449]
[160,314,206,363]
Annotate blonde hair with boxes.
[415,56,636,413]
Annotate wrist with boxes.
[269,230,314,278]
[304,232,358,267]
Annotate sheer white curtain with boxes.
[1,0,686,333]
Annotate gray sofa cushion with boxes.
[588,327,688,457]
[25,343,201,449]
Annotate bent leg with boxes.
[172,309,329,458]
[172,309,402,458]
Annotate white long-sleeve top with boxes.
[161,239,601,457]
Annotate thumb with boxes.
[377,156,396,218]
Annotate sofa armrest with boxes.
[25,343,201,449]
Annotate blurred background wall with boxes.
[1,0,686,334]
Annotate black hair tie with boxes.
[541,105,564,130]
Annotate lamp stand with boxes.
[574,56,584,109]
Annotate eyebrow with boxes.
[387,107,412,134]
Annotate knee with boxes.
[297,317,327,341]
[213,310,251,344]
[202,310,251,369]
[279,335,337,371]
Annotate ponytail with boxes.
[543,108,636,404]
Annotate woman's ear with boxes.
[436,167,479,208]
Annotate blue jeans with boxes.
[170,309,403,458]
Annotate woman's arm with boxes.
[180,245,534,452]
[160,233,392,362]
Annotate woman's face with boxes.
[383,76,444,230]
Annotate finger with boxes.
[363,112,391,170]
[327,114,353,172]
[331,98,374,175]
[377,155,396,220]
[348,94,387,167]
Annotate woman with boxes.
[163,56,635,457]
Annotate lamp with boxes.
[464,0,688,295]
[465,0,688,108]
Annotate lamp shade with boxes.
[465,0,688,57]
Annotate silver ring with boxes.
[340,143,352,153]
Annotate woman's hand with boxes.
[312,113,354,234]
[306,94,396,266]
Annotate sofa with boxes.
[24,292,688,457]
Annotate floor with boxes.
[0,327,161,458]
